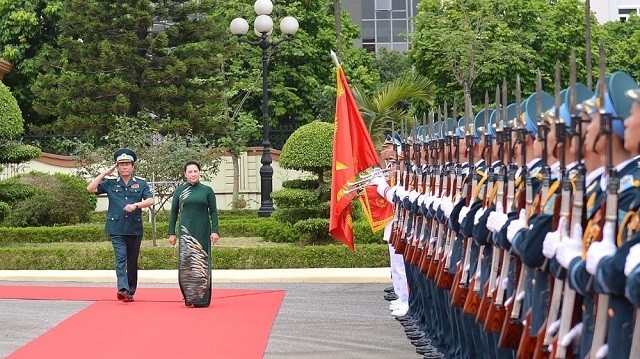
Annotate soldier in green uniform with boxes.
[168,160,220,307]
[87,148,155,302]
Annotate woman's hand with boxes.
[168,235,177,246]
[211,233,219,245]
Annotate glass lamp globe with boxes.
[280,16,299,35]
[254,14,274,34]
[254,0,273,16]
[229,18,249,36]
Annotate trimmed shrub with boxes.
[271,188,319,208]
[353,221,385,244]
[0,244,389,270]
[293,218,332,244]
[2,172,97,227]
[272,207,325,225]
[282,179,318,190]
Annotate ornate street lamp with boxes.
[230,0,299,217]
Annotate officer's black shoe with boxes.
[423,352,444,359]
[384,292,398,301]
[117,290,127,301]
[410,338,431,346]
[395,315,412,322]
[415,345,438,355]
[401,320,416,328]
[403,324,419,332]
[406,332,425,340]
[384,286,394,293]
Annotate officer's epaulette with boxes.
[618,164,640,193]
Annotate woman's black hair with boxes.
[183,160,201,172]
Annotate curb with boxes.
[0,268,392,284]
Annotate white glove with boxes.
[556,222,584,269]
[625,244,640,276]
[459,205,470,223]
[487,211,509,233]
[432,197,442,211]
[542,216,567,259]
[495,201,504,214]
[585,222,617,275]
[560,322,583,347]
[442,197,454,218]
[384,185,400,202]
[396,187,407,200]
[595,344,608,359]
[507,209,527,243]
[408,190,420,203]
[424,195,435,209]
[474,208,486,225]
[372,175,387,191]
[417,194,426,206]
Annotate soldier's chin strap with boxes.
[594,115,624,155]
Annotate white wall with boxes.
[15,149,307,212]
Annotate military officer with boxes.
[87,149,155,302]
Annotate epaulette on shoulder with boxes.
[618,170,640,194]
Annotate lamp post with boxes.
[230,0,298,217]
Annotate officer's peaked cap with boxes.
[114,148,137,163]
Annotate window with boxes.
[619,8,640,22]
[376,0,392,11]
[392,0,406,10]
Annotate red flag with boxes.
[359,185,393,233]
[329,65,380,250]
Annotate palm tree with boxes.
[353,75,434,148]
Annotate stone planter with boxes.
[0,58,13,80]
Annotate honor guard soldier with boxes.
[584,71,640,359]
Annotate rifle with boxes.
[464,92,490,317]
[428,115,447,280]
[518,70,549,359]
[437,114,456,290]
[417,114,433,273]
[410,118,428,266]
[389,122,404,250]
[392,122,410,254]
[419,113,438,274]
[535,62,567,359]
[554,51,583,359]
[486,79,511,333]
[404,119,420,264]
[499,75,525,349]
[477,86,501,326]
[451,110,475,308]
[589,40,615,359]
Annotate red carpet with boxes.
[0,286,285,358]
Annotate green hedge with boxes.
[0,244,389,270]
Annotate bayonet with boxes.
[590,39,614,359]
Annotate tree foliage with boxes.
[215,0,379,130]
[411,0,596,114]
[353,75,434,147]
[0,82,41,163]
[0,0,62,126]
[279,121,333,184]
[30,0,228,136]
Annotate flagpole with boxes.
[330,50,340,67]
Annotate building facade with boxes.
[591,0,640,23]
[344,0,420,54]
[345,1,638,54]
